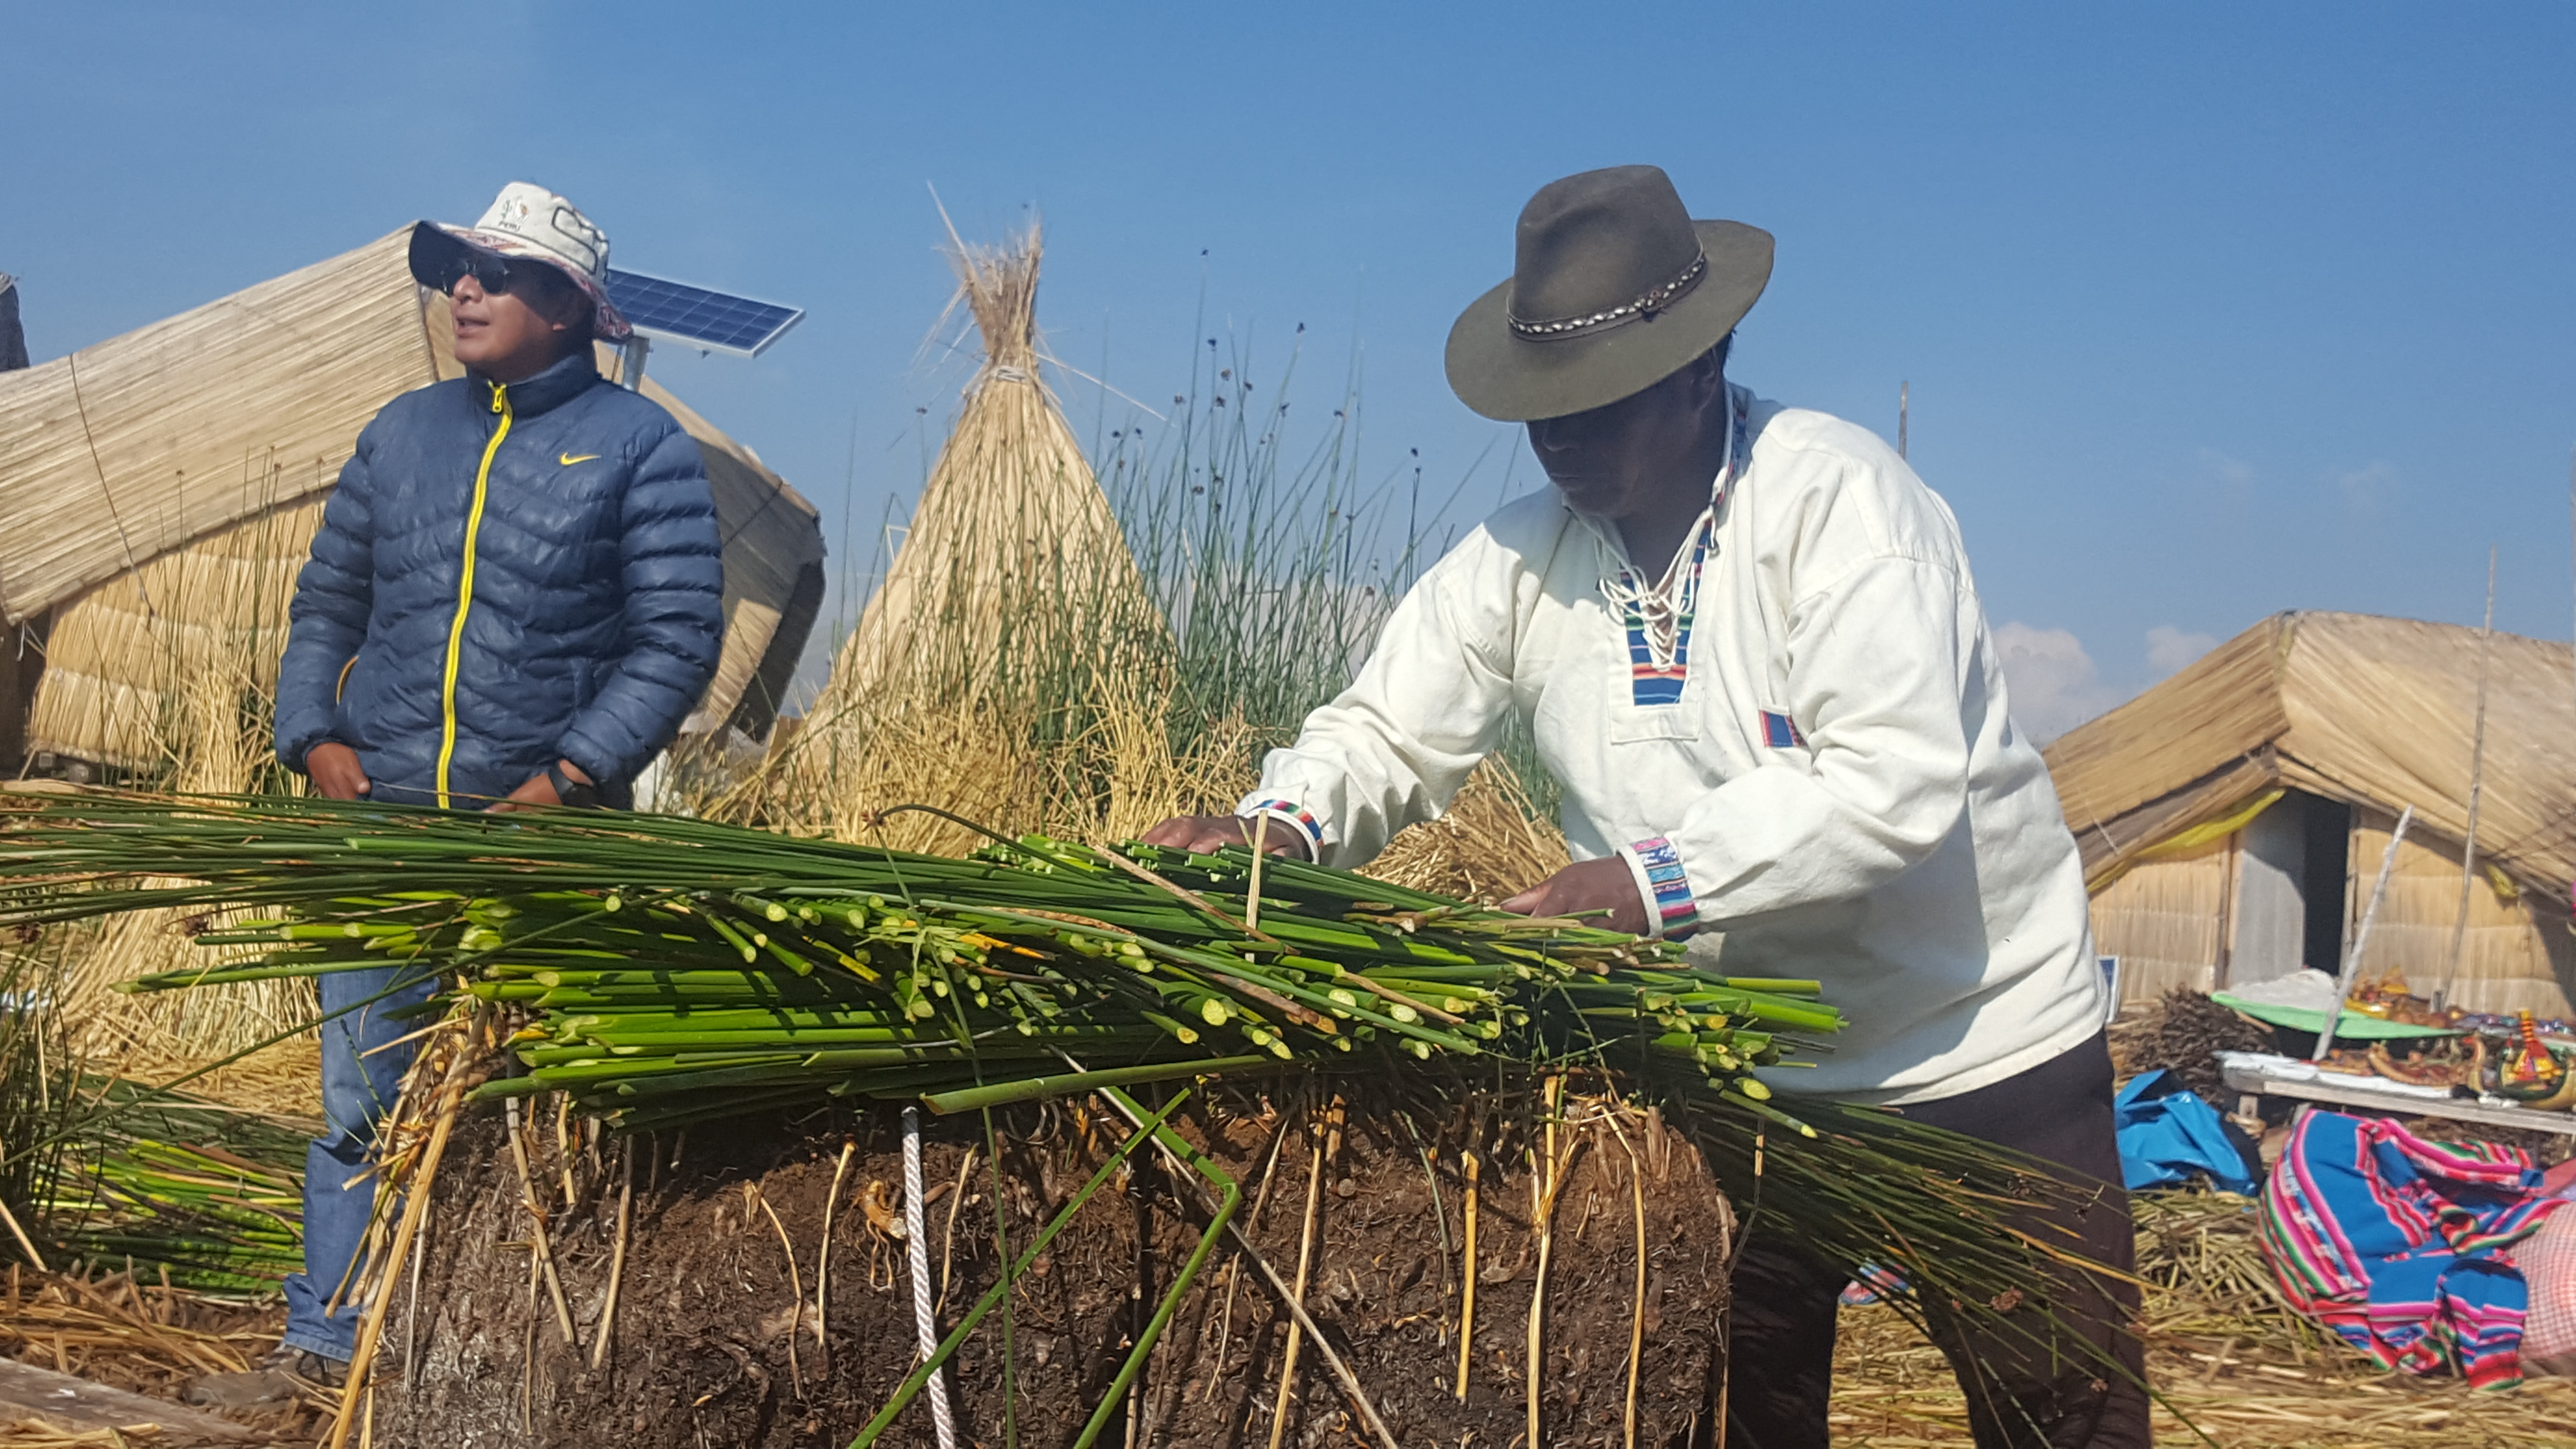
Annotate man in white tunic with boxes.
[1148,165,2144,1448]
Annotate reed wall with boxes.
[2345,806,2575,1016]
[2090,838,2229,1004]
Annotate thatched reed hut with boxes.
[0,230,825,780]
[2045,611,2576,1015]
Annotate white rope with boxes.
[1585,385,1751,665]
[903,1106,957,1449]
[1597,545,1702,663]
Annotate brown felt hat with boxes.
[1445,166,1772,422]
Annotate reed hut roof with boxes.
[2044,611,2576,892]
[0,229,824,762]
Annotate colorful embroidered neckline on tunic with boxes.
[1609,387,1753,708]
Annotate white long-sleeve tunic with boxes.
[1237,386,2104,1105]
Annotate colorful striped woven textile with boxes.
[2259,1110,2569,1389]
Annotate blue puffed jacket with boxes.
[275,350,725,808]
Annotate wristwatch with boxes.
[544,760,600,809]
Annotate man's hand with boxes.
[1140,814,1313,861]
[1497,856,1652,936]
[491,759,593,813]
[306,742,371,801]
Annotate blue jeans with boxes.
[280,964,439,1362]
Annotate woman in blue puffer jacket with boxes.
[243,184,723,1393]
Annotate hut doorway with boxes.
[2222,789,2353,989]
[0,612,45,778]
[2302,792,2354,975]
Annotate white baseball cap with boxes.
[408,181,632,342]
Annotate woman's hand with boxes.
[1497,856,1651,936]
[306,742,371,801]
[1140,814,1313,861]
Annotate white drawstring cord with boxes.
[1594,513,1711,665]
[903,1106,958,1449]
[1585,381,1752,667]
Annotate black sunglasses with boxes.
[436,252,580,305]
[434,251,518,297]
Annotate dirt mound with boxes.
[368,1076,1734,1448]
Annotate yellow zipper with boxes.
[435,382,511,807]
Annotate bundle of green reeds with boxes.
[3,792,1819,1135]
[47,1139,302,1294]
[0,789,2116,1345]
[38,1081,306,1294]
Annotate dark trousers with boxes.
[1725,1032,2150,1449]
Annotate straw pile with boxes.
[1369,757,1568,901]
[1835,1187,2576,1445]
[0,1268,283,1397]
[0,1267,320,1445]
[1835,1309,2576,1446]
[1849,1176,2576,1445]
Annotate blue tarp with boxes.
[2115,1069,2259,1195]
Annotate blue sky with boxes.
[5,3,2572,736]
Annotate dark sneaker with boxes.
[183,1345,347,1407]
[284,1347,351,1390]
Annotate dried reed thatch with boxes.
[839,223,1156,701]
[735,223,1224,853]
[0,238,422,626]
[20,499,322,1079]
[1368,757,1570,902]
[24,500,318,778]
[2050,612,2576,894]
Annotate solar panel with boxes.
[602,268,804,358]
